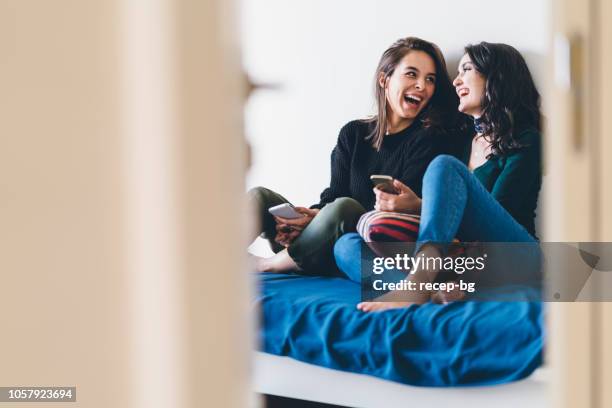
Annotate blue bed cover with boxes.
[256,272,543,387]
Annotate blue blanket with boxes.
[256,272,543,387]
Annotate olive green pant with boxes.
[248,186,366,275]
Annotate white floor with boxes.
[253,352,549,408]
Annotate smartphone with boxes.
[268,203,304,219]
[370,175,397,194]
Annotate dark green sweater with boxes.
[466,129,542,238]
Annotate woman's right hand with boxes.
[374,179,422,213]
[274,207,319,247]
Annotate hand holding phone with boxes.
[269,204,318,247]
[268,203,305,219]
[370,175,398,194]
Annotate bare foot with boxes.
[431,281,466,304]
[357,244,446,312]
[357,282,466,312]
[249,249,300,273]
[356,301,417,312]
[357,280,431,312]
[247,253,265,272]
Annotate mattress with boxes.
[255,272,544,387]
[253,351,549,408]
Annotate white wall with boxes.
[242,0,549,207]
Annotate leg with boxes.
[417,155,535,249]
[359,155,537,312]
[418,155,539,287]
[248,186,290,253]
[247,186,301,273]
[334,232,411,284]
[254,247,300,273]
[333,233,363,283]
[288,197,365,275]
[356,244,440,311]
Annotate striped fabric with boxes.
[357,210,420,242]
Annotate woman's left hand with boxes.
[374,179,422,213]
[273,207,320,247]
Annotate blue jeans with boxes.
[417,155,535,248]
[334,155,537,283]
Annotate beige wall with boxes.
[596,0,612,406]
[0,1,129,406]
[0,1,250,407]
[547,0,612,407]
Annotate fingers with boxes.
[277,216,310,228]
[374,201,391,211]
[294,206,317,217]
[287,230,301,245]
[275,222,290,232]
[392,179,409,193]
[274,232,289,247]
[274,229,301,247]
[373,188,396,212]
[274,215,292,224]
[275,224,303,237]
[376,197,395,212]
[373,187,393,200]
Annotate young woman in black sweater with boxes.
[249,37,465,275]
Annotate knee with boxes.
[247,186,272,209]
[325,197,364,217]
[429,154,463,171]
[247,186,269,201]
[333,233,362,269]
[424,154,464,180]
[321,197,365,227]
[334,232,361,257]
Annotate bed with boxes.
[253,352,548,408]
[254,271,545,406]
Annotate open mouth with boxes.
[403,94,422,107]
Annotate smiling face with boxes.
[453,54,486,117]
[379,50,436,131]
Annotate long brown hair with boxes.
[366,37,459,151]
[465,42,541,157]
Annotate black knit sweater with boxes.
[311,119,460,211]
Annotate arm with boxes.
[490,131,541,217]
[311,123,355,209]
[374,130,450,213]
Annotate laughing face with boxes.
[379,50,436,131]
[453,54,486,117]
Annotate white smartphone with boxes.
[268,203,304,219]
[370,174,397,194]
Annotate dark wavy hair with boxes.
[366,37,461,151]
[464,42,541,156]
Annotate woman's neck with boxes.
[386,115,413,135]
